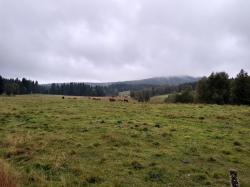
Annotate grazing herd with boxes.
[63,96,130,102]
[109,97,129,102]
[98,96,129,103]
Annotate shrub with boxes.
[175,86,194,103]
[145,168,167,183]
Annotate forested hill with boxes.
[0,75,199,97]
[84,76,200,86]
[38,76,200,96]
[121,76,199,86]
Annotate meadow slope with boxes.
[0,95,250,186]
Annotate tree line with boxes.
[0,75,157,97]
[130,82,197,102]
[0,76,107,97]
[131,69,250,105]
[196,69,250,105]
[0,76,185,97]
[0,76,39,96]
[41,83,105,96]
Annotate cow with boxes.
[124,99,129,102]
[109,98,116,102]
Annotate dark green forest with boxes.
[0,77,107,97]
[196,69,250,105]
[0,77,39,96]
[131,69,250,105]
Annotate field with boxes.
[0,95,250,186]
[149,94,170,104]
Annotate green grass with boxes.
[0,95,250,186]
[149,94,169,104]
[150,94,178,104]
[118,91,130,96]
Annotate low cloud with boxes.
[0,0,250,83]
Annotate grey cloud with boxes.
[0,0,250,83]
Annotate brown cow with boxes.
[124,99,129,102]
[109,98,116,102]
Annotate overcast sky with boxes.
[0,0,250,83]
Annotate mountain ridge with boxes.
[42,76,200,87]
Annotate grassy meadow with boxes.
[149,94,170,104]
[0,95,250,186]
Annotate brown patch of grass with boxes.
[82,174,103,185]
[3,134,34,162]
[0,162,18,187]
[102,133,130,146]
[4,133,31,148]
[216,115,228,120]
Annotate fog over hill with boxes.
[120,76,200,86]
[43,76,200,87]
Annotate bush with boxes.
[131,90,151,102]
[175,87,194,103]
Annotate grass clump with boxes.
[131,161,144,170]
[145,168,167,183]
[233,141,242,146]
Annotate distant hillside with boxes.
[86,76,200,87]
[121,76,199,86]
[40,76,200,96]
